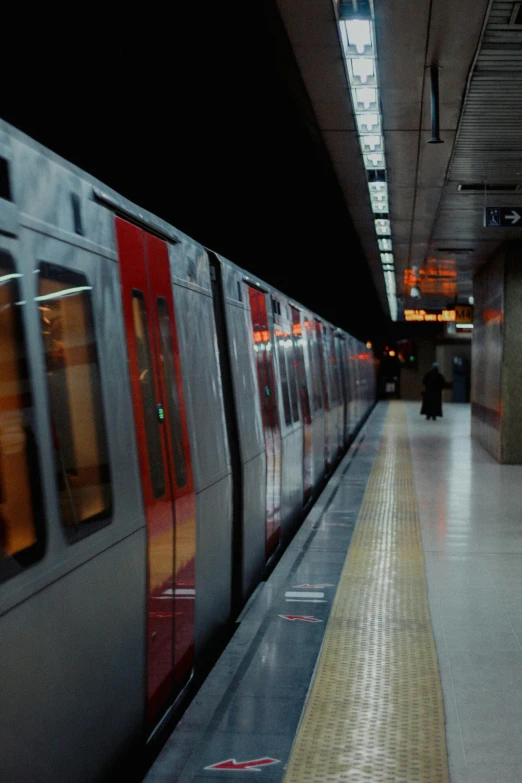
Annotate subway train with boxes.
[0,119,375,783]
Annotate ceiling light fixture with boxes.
[340,3,397,320]
[344,19,373,54]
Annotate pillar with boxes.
[472,242,522,463]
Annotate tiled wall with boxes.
[471,251,504,461]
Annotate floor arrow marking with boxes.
[205,757,280,771]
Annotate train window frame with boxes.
[286,331,300,424]
[131,289,166,500]
[38,261,113,545]
[276,329,293,428]
[0,250,46,583]
[156,296,188,489]
[309,322,323,413]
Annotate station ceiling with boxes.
[275,0,522,319]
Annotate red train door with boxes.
[291,306,312,501]
[115,218,196,727]
[248,287,281,557]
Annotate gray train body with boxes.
[0,119,375,783]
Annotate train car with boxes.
[0,119,375,783]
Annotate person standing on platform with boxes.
[421,362,445,420]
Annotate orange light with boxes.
[404,309,456,323]
[388,350,396,357]
[253,329,270,343]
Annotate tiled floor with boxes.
[144,406,388,782]
[407,402,522,783]
[146,402,522,783]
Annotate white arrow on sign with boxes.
[506,210,521,225]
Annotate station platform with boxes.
[145,401,522,783]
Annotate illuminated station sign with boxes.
[404,309,456,323]
[404,305,473,324]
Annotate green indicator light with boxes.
[410,356,415,361]
[157,403,165,422]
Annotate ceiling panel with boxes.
[276,0,504,317]
[275,0,388,310]
[430,0,522,289]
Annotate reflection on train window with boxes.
[328,331,340,405]
[0,252,44,581]
[131,291,165,499]
[276,332,292,427]
[311,335,324,411]
[287,337,300,424]
[315,321,328,411]
[39,262,112,541]
[157,297,187,488]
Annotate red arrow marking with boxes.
[205,757,280,771]
[278,614,323,622]
[293,583,334,588]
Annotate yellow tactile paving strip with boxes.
[283,402,449,783]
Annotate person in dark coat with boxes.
[421,362,445,420]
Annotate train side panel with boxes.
[0,535,146,783]
[0,131,147,783]
[0,118,377,783]
[169,242,233,654]
[303,314,326,489]
[273,302,304,543]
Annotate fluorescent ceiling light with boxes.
[340,13,397,322]
[349,58,376,85]
[369,182,387,195]
[384,274,396,294]
[388,298,398,321]
[353,87,378,111]
[344,20,372,55]
[0,273,22,283]
[375,219,391,235]
[371,196,388,213]
[363,152,385,169]
[360,134,383,152]
[357,113,380,133]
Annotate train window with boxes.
[287,339,300,423]
[276,331,292,427]
[38,267,111,537]
[310,323,324,412]
[0,252,45,582]
[328,331,340,405]
[0,158,12,201]
[131,291,165,499]
[156,297,187,488]
[291,307,310,425]
[38,263,112,541]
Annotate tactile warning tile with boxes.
[283,402,449,783]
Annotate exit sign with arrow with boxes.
[484,207,522,227]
